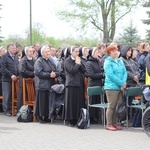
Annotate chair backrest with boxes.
[12,77,19,100]
[87,86,103,96]
[23,78,35,105]
[126,87,143,97]
[12,77,19,116]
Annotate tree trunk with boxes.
[109,0,116,42]
[102,13,109,43]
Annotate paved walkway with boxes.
[0,112,150,150]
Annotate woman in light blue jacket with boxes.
[104,44,127,131]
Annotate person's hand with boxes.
[11,75,17,81]
[134,76,139,83]
[50,71,56,78]
[121,83,126,91]
[75,56,81,64]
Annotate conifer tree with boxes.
[142,0,150,41]
[116,21,141,47]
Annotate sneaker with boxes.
[113,125,122,130]
[105,125,117,131]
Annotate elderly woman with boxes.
[64,46,85,127]
[18,46,35,110]
[34,45,59,123]
[104,44,127,131]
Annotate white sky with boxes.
[0,0,149,40]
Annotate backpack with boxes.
[17,105,33,122]
[76,108,90,129]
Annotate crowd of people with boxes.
[0,41,150,131]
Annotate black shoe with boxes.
[44,116,51,123]
[5,112,12,117]
[44,119,51,123]
[68,123,75,127]
[39,119,46,123]
[67,121,76,127]
[38,117,46,123]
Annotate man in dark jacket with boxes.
[1,43,19,116]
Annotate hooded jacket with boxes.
[120,45,140,87]
[104,56,127,90]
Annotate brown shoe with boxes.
[113,125,122,130]
[106,125,117,131]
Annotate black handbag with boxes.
[116,91,127,122]
[116,101,127,122]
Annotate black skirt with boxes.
[64,86,85,120]
[34,90,49,117]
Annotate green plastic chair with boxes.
[87,86,107,128]
[126,86,146,128]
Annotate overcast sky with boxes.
[0,0,148,40]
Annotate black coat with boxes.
[1,52,19,82]
[34,57,59,91]
[17,56,35,110]
[138,51,148,81]
[120,45,140,87]
[81,57,87,69]
[85,56,104,87]
[57,57,66,84]
[64,56,85,87]
[19,56,35,78]
[120,57,140,87]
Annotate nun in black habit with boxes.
[18,46,35,110]
[64,46,85,126]
[34,45,59,123]
[85,47,105,123]
[79,47,89,102]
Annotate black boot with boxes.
[39,116,46,123]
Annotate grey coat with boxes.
[34,57,59,91]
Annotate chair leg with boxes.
[103,109,105,129]
[12,103,14,117]
[126,107,129,128]
[130,108,133,124]
[33,116,36,122]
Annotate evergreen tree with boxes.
[142,0,150,41]
[116,21,141,47]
